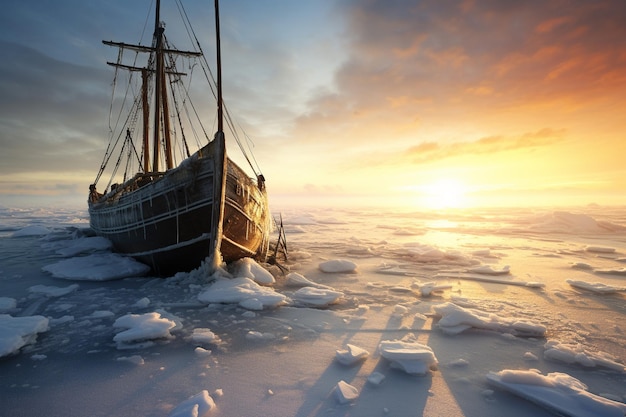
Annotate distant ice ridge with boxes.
[528,211,625,233]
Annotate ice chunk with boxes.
[0,297,17,313]
[133,297,151,308]
[467,265,510,275]
[117,355,144,365]
[487,369,626,417]
[595,267,626,276]
[194,347,212,357]
[432,302,546,337]
[544,340,626,372]
[318,259,357,273]
[245,331,275,341]
[191,328,221,345]
[585,245,616,254]
[197,278,287,309]
[378,339,438,375]
[168,390,216,417]
[54,236,112,257]
[292,287,344,306]
[29,284,79,297]
[335,344,369,365]
[285,272,330,289]
[231,257,275,284]
[334,380,359,404]
[367,372,386,386]
[0,314,49,357]
[566,280,625,294]
[43,253,150,281]
[416,282,453,296]
[11,225,50,237]
[113,312,176,344]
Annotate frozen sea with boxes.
[1,204,625,417]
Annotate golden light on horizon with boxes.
[405,178,470,209]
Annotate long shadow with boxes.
[293,309,432,417]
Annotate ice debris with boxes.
[168,390,216,417]
[378,339,438,375]
[334,380,359,404]
[0,314,49,357]
[335,344,369,365]
[487,369,626,417]
[113,312,177,345]
[432,302,546,337]
[319,259,357,273]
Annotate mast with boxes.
[215,0,223,133]
[141,69,150,172]
[103,2,201,174]
[152,0,164,172]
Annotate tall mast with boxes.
[103,0,201,173]
[215,0,223,133]
[152,0,164,172]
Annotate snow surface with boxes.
[1,206,626,417]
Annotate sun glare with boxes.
[421,178,468,209]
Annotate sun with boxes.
[421,178,468,209]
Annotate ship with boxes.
[88,0,271,276]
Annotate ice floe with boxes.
[334,380,359,404]
[11,225,50,237]
[335,343,369,365]
[414,281,453,296]
[230,257,275,285]
[566,279,626,294]
[0,297,17,312]
[285,272,330,288]
[543,340,626,372]
[48,236,112,257]
[29,284,79,297]
[487,369,626,417]
[595,267,626,276]
[191,328,221,346]
[585,245,616,254]
[0,314,49,357]
[432,302,546,337]
[318,259,357,273]
[467,264,510,275]
[378,339,438,375]
[292,286,344,306]
[168,390,216,417]
[113,312,177,347]
[197,277,287,309]
[42,253,150,280]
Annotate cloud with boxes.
[347,127,567,169]
[0,41,110,177]
[292,0,626,142]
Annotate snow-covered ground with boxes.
[0,205,625,416]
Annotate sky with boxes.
[1,0,625,209]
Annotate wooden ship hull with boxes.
[89,135,271,276]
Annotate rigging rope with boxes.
[176,0,264,177]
